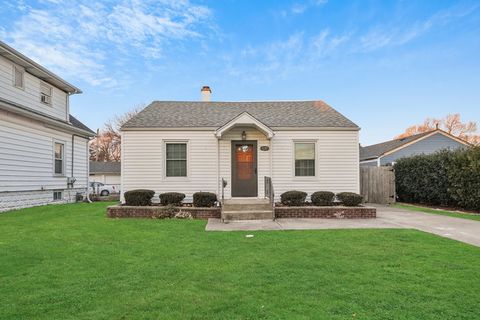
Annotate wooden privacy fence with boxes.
[360,166,396,204]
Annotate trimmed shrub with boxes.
[447,147,480,210]
[124,189,155,206]
[395,149,454,206]
[280,190,307,206]
[311,191,335,206]
[395,147,480,210]
[337,192,363,207]
[193,192,217,207]
[159,192,185,206]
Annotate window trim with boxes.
[292,140,318,179]
[53,190,63,201]
[40,81,53,106]
[12,64,25,90]
[163,140,190,180]
[53,140,66,176]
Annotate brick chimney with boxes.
[201,86,211,101]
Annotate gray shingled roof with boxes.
[360,131,433,161]
[122,101,359,129]
[70,115,95,135]
[90,161,121,174]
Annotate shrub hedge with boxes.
[311,191,335,206]
[280,191,307,206]
[159,192,185,206]
[193,192,217,207]
[395,147,480,210]
[337,192,363,206]
[124,189,155,206]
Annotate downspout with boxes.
[216,134,220,197]
[86,137,92,203]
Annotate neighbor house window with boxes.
[294,142,315,176]
[54,142,64,175]
[53,191,63,201]
[13,65,24,89]
[40,82,52,105]
[166,143,187,177]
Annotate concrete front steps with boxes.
[222,199,274,221]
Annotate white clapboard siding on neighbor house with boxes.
[0,110,88,193]
[0,56,68,121]
[122,128,359,202]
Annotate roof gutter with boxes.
[0,99,94,138]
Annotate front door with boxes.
[231,141,258,197]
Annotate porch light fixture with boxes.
[241,131,247,140]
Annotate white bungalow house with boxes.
[121,86,360,205]
[0,41,94,212]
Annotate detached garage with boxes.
[89,162,121,188]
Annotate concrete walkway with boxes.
[205,205,480,247]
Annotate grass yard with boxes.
[1,203,479,319]
[395,203,480,221]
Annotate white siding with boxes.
[0,110,88,211]
[0,56,68,121]
[121,130,219,202]
[90,174,121,187]
[271,130,359,200]
[122,128,360,202]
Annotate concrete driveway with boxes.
[206,205,480,247]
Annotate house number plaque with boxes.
[260,146,269,151]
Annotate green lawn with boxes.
[1,203,479,319]
[395,203,480,221]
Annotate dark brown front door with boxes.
[231,141,257,197]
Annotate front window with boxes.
[54,142,64,175]
[166,143,187,177]
[295,142,315,176]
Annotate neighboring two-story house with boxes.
[0,41,94,212]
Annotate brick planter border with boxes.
[107,205,221,220]
[275,206,376,219]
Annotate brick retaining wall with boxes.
[275,206,376,219]
[107,205,221,219]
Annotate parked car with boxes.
[89,182,119,196]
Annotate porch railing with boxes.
[221,178,227,205]
[264,176,274,207]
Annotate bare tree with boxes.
[89,105,144,162]
[395,113,479,145]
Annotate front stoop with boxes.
[222,199,274,221]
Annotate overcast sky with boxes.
[1,0,479,145]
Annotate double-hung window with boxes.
[294,142,315,177]
[13,65,24,89]
[166,143,187,177]
[40,82,52,105]
[54,142,64,175]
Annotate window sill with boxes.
[164,177,190,181]
[293,176,318,180]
